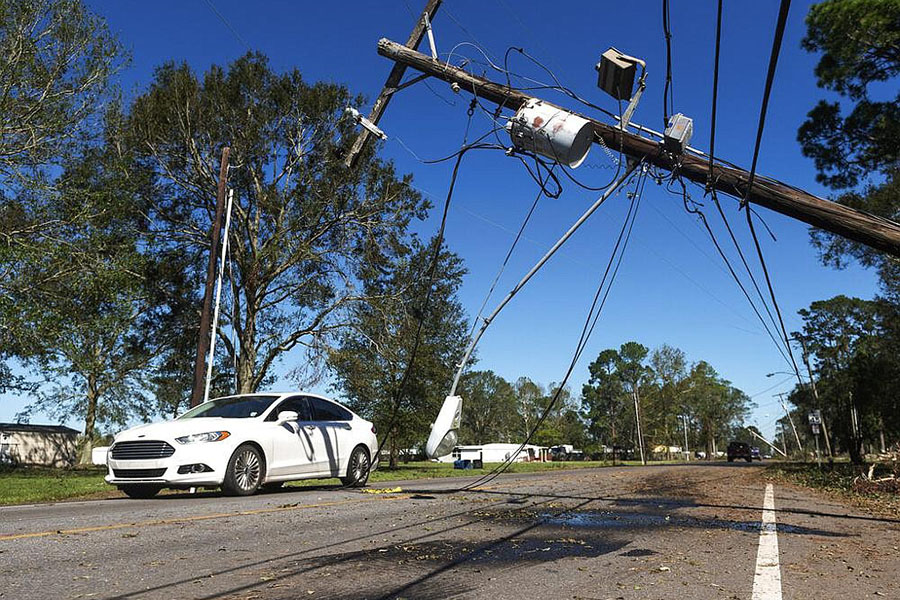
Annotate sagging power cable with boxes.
[460,164,649,491]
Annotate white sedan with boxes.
[105,392,378,498]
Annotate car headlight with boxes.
[175,431,231,444]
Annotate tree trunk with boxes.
[389,431,398,469]
[79,375,99,465]
[236,301,257,393]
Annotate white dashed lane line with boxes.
[752,483,783,600]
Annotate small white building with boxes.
[0,423,79,467]
[436,443,549,464]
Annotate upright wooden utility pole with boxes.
[371,39,900,258]
[191,146,230,408]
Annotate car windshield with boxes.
[177,395,278,419]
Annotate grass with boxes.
[0,467,110,505]
[0,459,672,505]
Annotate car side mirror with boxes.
[277,410,299,424]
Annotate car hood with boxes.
[114,418,243,442]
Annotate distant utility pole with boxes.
[792,334,832,457]
[776,392,803,454]
[191,146,230,408]
[681,415,690,461]
[633,389,646,465]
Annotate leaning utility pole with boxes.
[191,146,230,408]
[777,392,803,453]
[343,0,442,169]
[364,39,900,258]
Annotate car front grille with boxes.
[110,441,175,460]
[112,468,167,479]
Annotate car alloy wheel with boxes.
[224,444,263,496]
[342,446,370,487]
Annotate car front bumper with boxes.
[105,441,233,488]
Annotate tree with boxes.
[328,238,468,467]
[581,349,627,450]
[125,53,427,394]
[513,376,545,441]
[11,141,158,462]
[683,362,751,458]
[458,370,518,444]
[797,295,893,462]
[798,0,900,286]
[616,342,652,460]
[648,344,688,456]
[0,0,123,414]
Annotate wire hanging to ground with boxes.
[460,164,649,491]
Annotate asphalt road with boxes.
[1,463,898,600]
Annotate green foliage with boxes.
[458,370,518,443]
[795,295,899,463]
[582,342,751,457]
[8,140,161,455]
[0,0,122,187]
[328,237,468,465]
[799,0,900,278]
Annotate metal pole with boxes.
[634,389,646,465]
[448,162,639,397]
[191,146,230,407]
[682,415,690,461]
[778,394,803,453]
[203,188,234,404]
[814,432,821,469]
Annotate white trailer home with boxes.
[435,443,549,464]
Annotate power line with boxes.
[662,0,674,127]
[740,0,804,386]
[708,0,723,176]
[740,0,791,209]
[201,0,251,51]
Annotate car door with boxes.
[266,396,322,476]
[307,396,355,477]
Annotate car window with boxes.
[178,395,278,419]
[308,397,352,421]
[266,396,312,421]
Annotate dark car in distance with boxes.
[727,441,753,463]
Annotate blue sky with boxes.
[2,1,880,443]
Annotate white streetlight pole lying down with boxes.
[425,161,641,458]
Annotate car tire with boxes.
[223,444,264,496]
[120,484,162,499]
[341,445,371,487]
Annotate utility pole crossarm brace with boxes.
[342,0,443,169]
[376,38,900,258]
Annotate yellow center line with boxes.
[0,494,411,542]
[1,470,593,542]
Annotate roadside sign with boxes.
[811,423,820,435]
[808,410,822,425]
